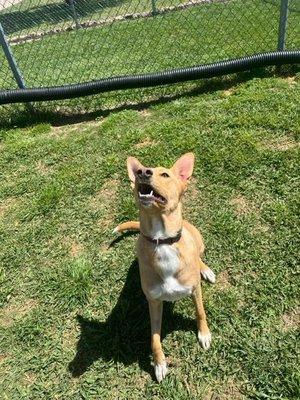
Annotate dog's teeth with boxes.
[139,193,150,198]
[139,190,154,200]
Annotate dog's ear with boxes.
[171,153,195,182]
[127,157,144,187]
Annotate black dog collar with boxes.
[141,230,182,245]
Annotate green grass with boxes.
[1,0,190,37]
[0,72,299,399]
[1,0,299,91]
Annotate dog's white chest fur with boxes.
[149,244,192,302]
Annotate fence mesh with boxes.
[0,0,299,103]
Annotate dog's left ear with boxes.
[127,156,144,188]
[171,153,195,182]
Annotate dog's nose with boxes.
[145,169,153,176]
[136,168,153,179]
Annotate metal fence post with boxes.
[66,0,81,29]
[151,0,158,15]
[277,0,289,51]
[0,22,26,89]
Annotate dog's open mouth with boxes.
[138,184,167,205]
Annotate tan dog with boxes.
[114,153,215,382]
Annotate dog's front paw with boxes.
[154,360,168,383]
[198,330,212,350]
[201,268,216,284]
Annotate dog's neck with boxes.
[139,203,183,240]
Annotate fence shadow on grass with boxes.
[1,0,123,36]
[68,257,196,378]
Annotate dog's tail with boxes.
[113,221,140,234]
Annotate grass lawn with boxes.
[0,71,299,399]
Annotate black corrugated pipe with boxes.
[0,51,299,105]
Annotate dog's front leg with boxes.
[148,298,167,382]
[192,284,212,350]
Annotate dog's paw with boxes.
[201,268,216,284]
[198,331,212,350]
[154,360,168,383]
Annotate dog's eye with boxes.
[160,172,169,178]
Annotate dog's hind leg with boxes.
[192,283,212,350]
[199,259,216,284]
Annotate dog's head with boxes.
[127,153,194,212]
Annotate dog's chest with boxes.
[149,245,192,301]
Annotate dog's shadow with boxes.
[68,258,196,378]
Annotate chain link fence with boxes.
[0,0,299,108]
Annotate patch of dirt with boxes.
[90,179,118,209]
[285,76,297,86]
[69,241,85,258]
[217,271,231,290]
[138,109,152,117]
[218,381,244,399]
[0,354,8,363]
[50,124,82,138]
[35,160,51,176]
[90,178,119,230]
[135,138,157,148]
[205,380,244,399]
[23,372,37,386]
[50,124,74,137]
[0,197,19,218]
[250,221,270,235]
[134,372,150,389]
[50,118,104,138]
[203,389,214,400]
[230,195,254,215]
[281,306,300,332]
[260,136,299,151]
[0,353,10,376]
[98,242,111,253]
[0,299,38,328]
[222,88,234,97]
[62,327,77,350]
[62,237,85,257]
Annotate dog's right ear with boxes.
[171,153,195,182]
[127,157,144,188]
